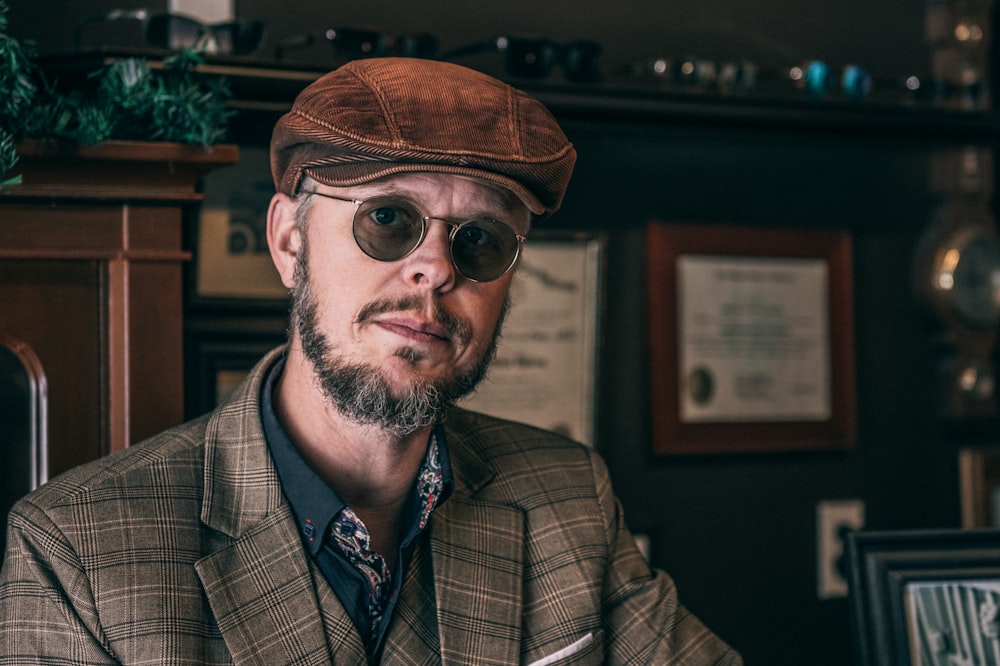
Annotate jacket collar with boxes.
[196,347,356,664]
[200,346,288,539]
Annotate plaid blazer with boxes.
[0,348,741,665]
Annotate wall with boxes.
[558,120,963,665]
[12,0,929,82]
[9,2,996,664]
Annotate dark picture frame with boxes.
[183,322,287,419]
[645,222,856,455]
[845,528,1000,666]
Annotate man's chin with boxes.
[381,362,455,397]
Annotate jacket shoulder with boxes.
[443,408,607,507]
[445,407,594,461]
[15,413,212,515]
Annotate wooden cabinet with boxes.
[0,140,237,542]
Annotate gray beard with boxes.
[290,244,506,436]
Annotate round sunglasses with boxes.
[74,10,266,56]
[303,191,526,283]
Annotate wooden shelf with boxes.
[38,51,1000,144]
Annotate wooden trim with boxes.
[105,257,129,454]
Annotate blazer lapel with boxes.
[194,348,364,664]
[382,420,527,666]
[381,499,525,666]
[194,356,527,665]
[429,493,525,665]
[311,564,370,662]
[401,418,525,665]
[379,537,441,665]
[195,508,343,665]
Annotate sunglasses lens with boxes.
[395,33,439,59]
[147,14,203,50]
[504,38,558,78]
[144,15,171,48]
[328,28,392,59]
[353,197,424,261]
[211,21,265,55]
[350,197,520,282]
[208,25,235,54]
[451,219,520,282]
[563,40,603,82]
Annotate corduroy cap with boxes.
[270,57,576,216]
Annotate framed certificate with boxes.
[646,222,855,455]
[460,232,603,446]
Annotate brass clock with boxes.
[916,202,1000,417]
[924,222,1000,332]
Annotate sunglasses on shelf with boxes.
[74,9,266,56]
[441,36,603,83]
[274,27,439,63]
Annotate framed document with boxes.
[460,232,603,446]
[646,222,855,455]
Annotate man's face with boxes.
[282,172,530,434]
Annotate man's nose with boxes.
[401,219,457,291]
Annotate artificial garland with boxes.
[0,0,33,187]
[0,0,234,188]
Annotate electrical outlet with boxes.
[817,499,865,599]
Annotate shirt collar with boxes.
[260,355,454,556]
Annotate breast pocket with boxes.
[526,632,596,666]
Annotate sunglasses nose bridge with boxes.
[391,216,461,288]
[417,216,458,254]
[409,216,474,278]
[194,31,221,54]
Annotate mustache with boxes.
[355,295,473,345]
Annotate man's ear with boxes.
[267,192,302,289]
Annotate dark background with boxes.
[8,1,1000,664]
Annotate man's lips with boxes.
[356,296,472,347]
[374,317,451,343]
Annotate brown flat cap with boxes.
[270,57,576,216]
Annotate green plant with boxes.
[0,0,234,188]
[0,0,35,186]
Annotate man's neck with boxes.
[272,350,433,541]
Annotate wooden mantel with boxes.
[6,139,240,199]
[0,140,238,490]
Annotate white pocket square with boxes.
[527,632,595,666]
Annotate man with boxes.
[0,58,740,664]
